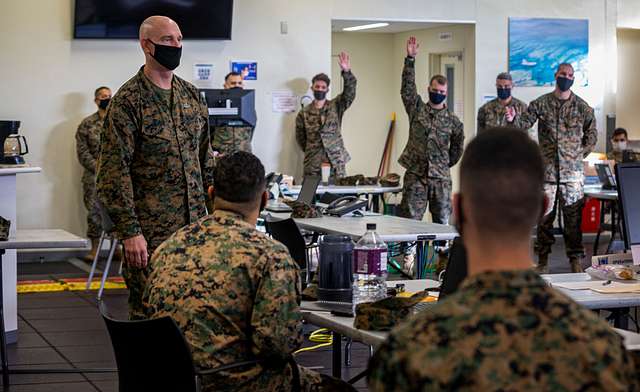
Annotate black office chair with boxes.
[99,301,301,392]
[264,216,318,283]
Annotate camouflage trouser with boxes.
[122,263,149,320]
[535,182,585,258]
[398,171,451,224]
[123,241,161,320]
[304,162,346,183]
[82,178,102,239]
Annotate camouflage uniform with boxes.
[607,150,623,164]
[397,57,464,223]
[368,269,639,392]
[144,210,348,392]
[295,71,357,180]
[212,124,254,156]
[96,67,215,319]
[476,97,528,133]
[75,112,104,238]
[514,92,597,259]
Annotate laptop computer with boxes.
[595,163,617,190]
[265,176,322,213]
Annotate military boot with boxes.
[569,256,584,273]
[535,254,548,274]
[83,238,99,262]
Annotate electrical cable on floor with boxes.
[294,328,333,354]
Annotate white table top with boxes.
[543,273,640,309]
[264,213,457,242]
[285,185,402,196]
[584,184,618,200]
[302,278,640,350]
[0,229,89,250]
[0,166,41,176]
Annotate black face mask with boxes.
[556,76,574,92]
[497,88,511,100]
[429,91,446,105]
[149,40,182,71]
[98,98,110,110]
[313,90,327,101]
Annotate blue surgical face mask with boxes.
[497,88,511,100]
[429,91,446,105]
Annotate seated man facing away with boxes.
[144,152,353,392]
[368,128,638,392]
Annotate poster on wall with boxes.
[230,61,258,81]
[508,17,589,87]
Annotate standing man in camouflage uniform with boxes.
[398,37,464,223]
[211,71,255,156]
[96,16,215,319]
[477,72,527,133]
[511,63,597,273]
[296,52,356,181]
[76,86,111,262]
[144,152,354,392]
[368,129,638,392]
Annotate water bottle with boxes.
[352,223,388,310]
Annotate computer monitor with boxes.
[615,162,640,264]
[297,177,322,205]
[438,237,467,301]
[595,163,616,190]
[199,89,257,127]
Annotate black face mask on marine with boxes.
[98,98,110,110]
[428,91,446,105]
[556,77,574,92]
[497,88,511,100]
[313,90,327,101]
[149,41,182,71]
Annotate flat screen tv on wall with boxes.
[74,0,233,39]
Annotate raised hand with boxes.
[505,106,516,123]
[338,52,351,72]
[406,36,419,58]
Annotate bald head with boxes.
[139,16,180,40]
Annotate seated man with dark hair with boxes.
[608,127,629,164]
[368,128,638,392]
[144,152,353,392]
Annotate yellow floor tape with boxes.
[17,278,126,294]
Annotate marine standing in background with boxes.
[476,72,527,133]
[211,70,256,156]
[295,52,357,181]
[75,86,111,262]
[96,16,215,319]
[397,36,465,223]
[510,63,597,273]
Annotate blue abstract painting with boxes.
[509,18,589,87]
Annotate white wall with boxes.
[616,28,640,138]
[331,32,395,177]
[618,0,640,29]
[0,0,622,236]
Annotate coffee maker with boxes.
[0,121,28,165]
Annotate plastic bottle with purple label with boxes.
[352,223,388,311]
